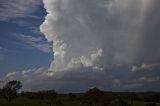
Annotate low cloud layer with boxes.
[4,64,160,92]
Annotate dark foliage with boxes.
[1,85,160,105]
[23,90,57,100]
[83,87,110,106]
[146,103,157,106]
[0,88,3,97]
[2,80,22,102]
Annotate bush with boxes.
[146,103,157,106]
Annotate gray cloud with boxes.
[4,64,160,92]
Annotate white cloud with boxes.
[40,0,158,74]
[6,71,20,78]
[29,27,43,35]
[13,33,52,53]
[131,63,160,72]
[0,0,41,21]
[130,77,160,83]
[66,48,103,71]
[38,0,160,92]
[11,20,31,26]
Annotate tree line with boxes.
[0,80,160,106]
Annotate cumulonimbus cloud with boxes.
[40,0,160,73]
[2,0,160,92]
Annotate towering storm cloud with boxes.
[40,0,160,73]
[2,0,160,93]
[4,0,158,92]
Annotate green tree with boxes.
[0,88,3,97]
[110,95,128,106]
[3,80,22,102]
[45,90,58,106]
[83,87,106,106]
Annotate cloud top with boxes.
[40,0,160,73]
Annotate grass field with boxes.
[0,97,160,106]
[0,97,83,106]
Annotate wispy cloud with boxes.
[11,20,32,27]
[6,67,46,78]
[131,63,160,72]
[13,33,52,53]
[0,46,11,52]
[0,46,11,60]
[0,0,42,21]
[0,54,5,61]
[29,26,43,35]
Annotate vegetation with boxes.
[1,80,22,102]
[0,80,160,106]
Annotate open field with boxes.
[0,96,160,106]
[1,86,160,106]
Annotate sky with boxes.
[0,0,52,76]
[0,0,160,93]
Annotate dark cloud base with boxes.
[4,65,160,93]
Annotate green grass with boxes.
[0,97,160,106]
[0,98,46,106]
[127,101,160,106]
[0,97,82,106]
